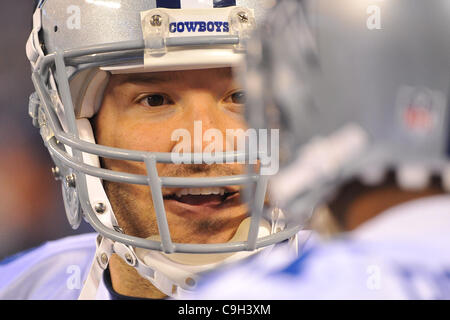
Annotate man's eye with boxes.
[140,94,172,107]
[229,91,246,104]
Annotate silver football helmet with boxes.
[245,0,450,227]
[27,0,298,298]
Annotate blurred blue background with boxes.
[0,1,93,260]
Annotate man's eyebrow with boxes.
[117,73,175,85]
[115,68,233,85]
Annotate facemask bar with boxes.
[30,39,301,254]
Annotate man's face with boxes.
[93,67,249,245]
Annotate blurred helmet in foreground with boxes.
[244,0,450,225]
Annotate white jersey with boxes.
[0,226,315,300]
[187,195,450,299]
[0,233,113,300]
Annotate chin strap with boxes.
[78,211,297,300]
[78,235,114,300]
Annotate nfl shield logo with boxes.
[403,90,433,133]
[396,86,445,137]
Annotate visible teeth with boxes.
[175,187,226,197]
[396,165,430,190]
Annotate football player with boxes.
[0,0,307,300]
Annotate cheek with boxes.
[111,119,178,153]
[218,110,249,134]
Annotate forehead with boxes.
[111,67,235,86]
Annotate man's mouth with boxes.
[163,187,239,207]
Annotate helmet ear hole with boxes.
[49,151,83,230]
[62,173,82,230]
